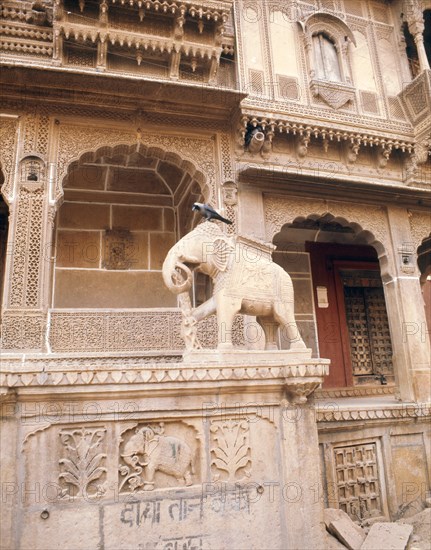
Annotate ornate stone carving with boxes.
[310,80,356,110]
[239,114,415,165]
[0,310,45,351]
[222,180,238,236]
[210,419,251,482]
[162,221,307,351]
[408,210,431,252]
[48,309,244,353]
[8,183,45,309]
[119,423,196,492]
[264,196,391,255]
[0,117,19,202]
[59,427,107,499]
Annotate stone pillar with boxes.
[385,206,431,402]
[280,401,326,549]
[1,113,54,352]
[404,0,430,72]
[0,390,19,550]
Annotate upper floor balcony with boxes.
[0,0,242,119]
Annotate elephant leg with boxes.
[257,317,279,350]
[273,303,307,350]
[216,296,241,350]
[143,463,156,491]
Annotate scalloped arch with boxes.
[300,12,357,46]
[61,142,210,206]
[274,212,386,258]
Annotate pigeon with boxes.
[192,203,233,225]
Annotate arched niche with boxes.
[18,155,46,183]
[298,11,356,108]
[53,143,208,309]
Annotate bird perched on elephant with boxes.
[162,221,307,351]
[192,202,233,225]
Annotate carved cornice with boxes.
[0,353,329,398]
[315,403,431,423]
[57,21,222,60]
[105,0,233,22]
[239,113,415,155]
[315,385,396,399]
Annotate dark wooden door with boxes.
[307,243,382,388]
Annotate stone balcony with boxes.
[0,0,236,87]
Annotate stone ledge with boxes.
[0,350,330,403]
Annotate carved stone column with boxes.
[404,0,430,72]
[1,114,54,352]
[384,206,431,402]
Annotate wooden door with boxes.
[307,243,383,388]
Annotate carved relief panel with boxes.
[210,419,251,482]
[119,422,201,493]
[58,426,108,500]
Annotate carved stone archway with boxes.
[263,194,427,398]
[55,124,217,205]
[264,195,391,275]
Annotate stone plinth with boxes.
[0,351,329,549]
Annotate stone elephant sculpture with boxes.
[162,221,307,351]
[121,427,194,490]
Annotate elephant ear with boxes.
[212,238,235,272]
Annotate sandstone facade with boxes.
[0,1,430,549]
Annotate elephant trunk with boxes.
[162,246,193,295]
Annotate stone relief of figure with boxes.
[120,424,194,492]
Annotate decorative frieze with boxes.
[240,114,415,159]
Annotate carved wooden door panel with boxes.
[337,268,394,385]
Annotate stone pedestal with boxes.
[0,351,330,549]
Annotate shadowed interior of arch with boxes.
[53,144,206,309]
[0,170,9,319]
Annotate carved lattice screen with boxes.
[334,443,384,521]
[341,270,394,382]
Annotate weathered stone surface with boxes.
[328,518,365,550]
[20,507,100,549]
[361,522,413,550]
[324,508,366,550]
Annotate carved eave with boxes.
[0,64,246,121]
[239,113,416,155]
[104,0,234,23]
[0,19,53,56]
[57,22,223,60]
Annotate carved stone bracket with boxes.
[310,80,356,110]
